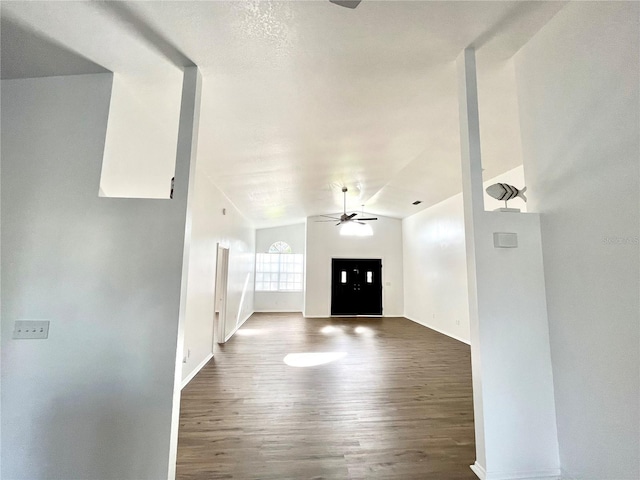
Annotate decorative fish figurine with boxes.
[486,183,527,202]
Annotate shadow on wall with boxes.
[0,16,110,79]
[225,270,254,341]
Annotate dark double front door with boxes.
[331,258,382,316]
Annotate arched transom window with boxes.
[268,241,292,254]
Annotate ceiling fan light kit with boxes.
[340,221,373,237]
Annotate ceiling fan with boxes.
[330,0,362,9]
[316,187,378,226]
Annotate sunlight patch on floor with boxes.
[354,326,375,337]
[283,352,347,367]
[320,325,345,335]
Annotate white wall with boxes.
[1,74,191,479]
[403,166,525,343]
[402,194,469,342]
[515,3,640,478]
[305,215,403,317]
[468,210,559,478]
[223,239,255,342]
[99,74,184,199]
[477,59,524,183]
[254,223,305,312]
[181,168,255,384]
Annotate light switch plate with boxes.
[13,320,50,339]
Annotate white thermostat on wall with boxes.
[493,232,518,248]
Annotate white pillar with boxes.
[167,66,202,480]
[457,47,489,473]
[457,48,561,480]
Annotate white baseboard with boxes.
[471,462,487,480]
[182,311,256,388]
[253,309,303,313]
[224,310,254,342]
[181,352,214,390]
[303,314,403,319]
[470,462,561,480]
[404,315,471,345]
[560,468,579,480]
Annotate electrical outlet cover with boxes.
[13,320,50,339]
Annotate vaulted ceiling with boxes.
[1,1,564,227]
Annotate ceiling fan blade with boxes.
[357,217,378,221]
[330,0,361,9]
[347,212,358,219]
[315,219,340,222]
[318,214,340,220]
[336,222,342,226]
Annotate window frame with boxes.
[255,242,304,292]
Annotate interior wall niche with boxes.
[98,73,183,199]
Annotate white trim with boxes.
[255,251,304,292]
[255,289,304,293]
[560,468,579,480]
[303,314,403,319]
[254,309,303,313]
[214,245,230,345]
[168,67,202,480]
[183,310,255,390]
[471,462,487,480]
[181,352,214,390]
[471,463,561,480]
[224,310,254,342]
[404,315,471,345]
[489,471,560,480]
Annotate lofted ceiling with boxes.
[1,1,564,228]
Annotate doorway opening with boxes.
[214,244,230,345]
[331,258,382,316]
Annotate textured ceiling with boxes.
[1,1,564,227]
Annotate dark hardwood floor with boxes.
[177,313,476,480]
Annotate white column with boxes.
[457,47,489,473]
[167,66,202,480]
[457,48,561,480]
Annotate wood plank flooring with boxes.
[177,313,476,480]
